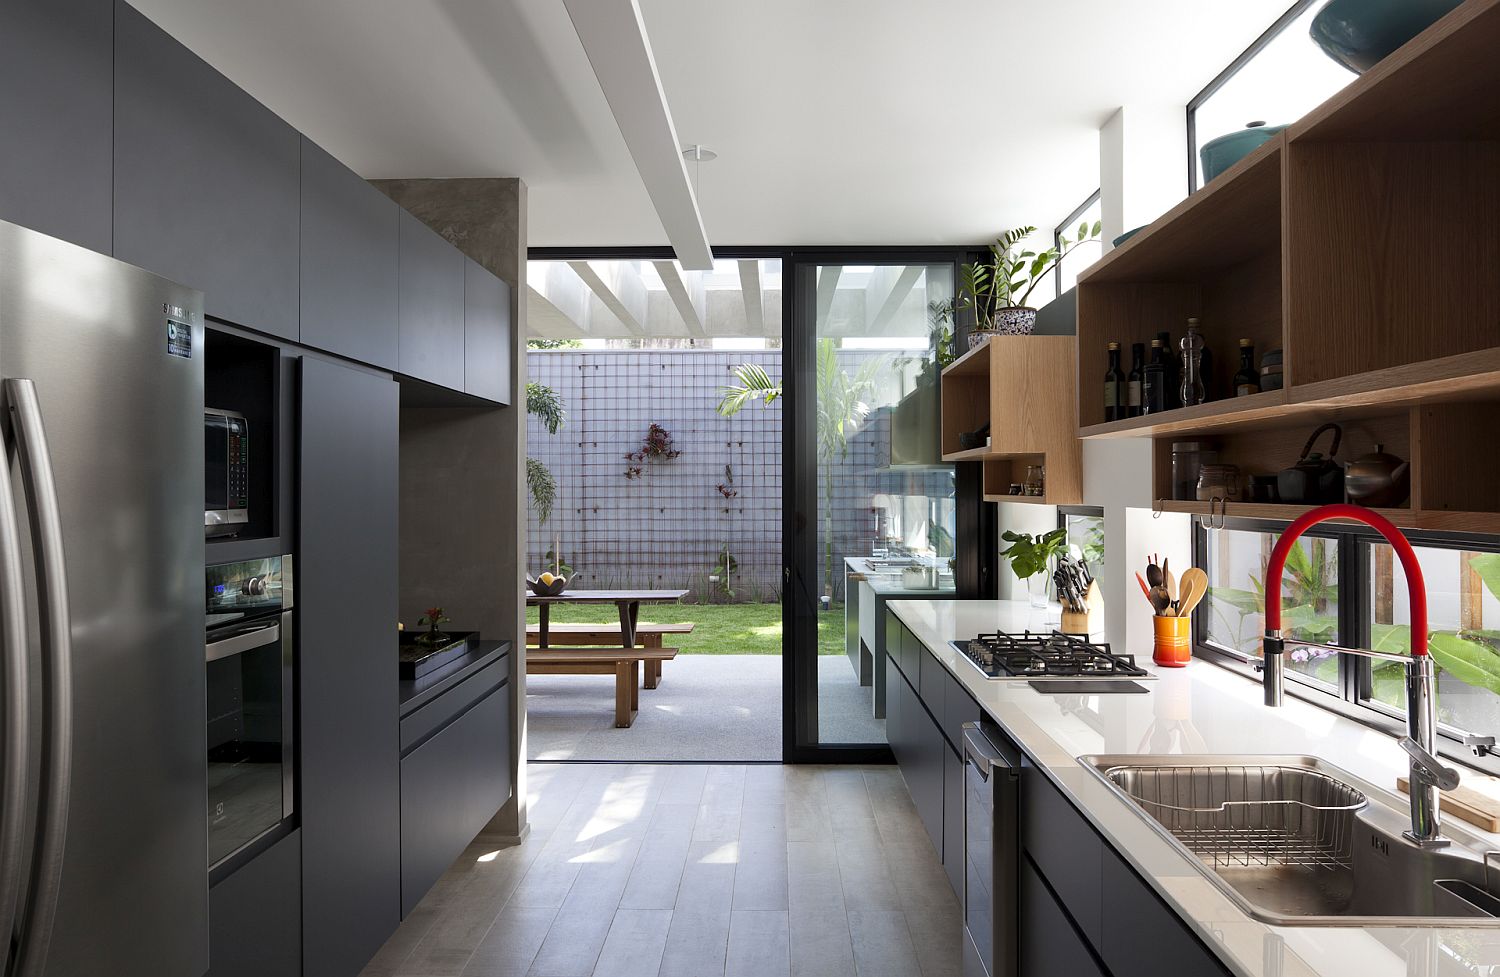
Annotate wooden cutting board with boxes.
[1397,776,1500,832]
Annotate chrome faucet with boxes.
[1261,504,1456,848]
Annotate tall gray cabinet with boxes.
[298,357,401,977]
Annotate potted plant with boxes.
[415,606,452,646]
[959,222,1102,346]
[1000,528,1069,608]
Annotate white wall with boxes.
[1099,105,1188,246]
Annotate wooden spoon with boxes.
[1177,567,1209,617]
[1146,556,1163,589]
[1164,564,1179,608]
[1149,585,1172,616]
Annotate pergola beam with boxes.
[653,261,706,337]
[526,285,588,338]
[866,265,923,334]
[568,260,646,335]
[815,265,841,325]
[738,259,764,335]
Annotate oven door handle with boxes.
[206,621,281,663]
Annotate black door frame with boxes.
[780,248,971,763]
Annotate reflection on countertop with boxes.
[887,598,1500,977]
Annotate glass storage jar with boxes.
[1171,442,1217,501]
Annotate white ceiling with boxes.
[128,0,1289,248]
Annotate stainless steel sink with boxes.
[1080,755,1500,926]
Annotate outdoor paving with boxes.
[527,655,884,762]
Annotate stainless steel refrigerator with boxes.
[0,219,207,977]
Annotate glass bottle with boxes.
[1142,339,1169,414]
[1156,330,1178,409]
[1126,342,1145,418]
[1104,342,1125,422]
[1179,318,1206,407]
[1234,338,1260,397]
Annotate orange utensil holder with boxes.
[1152,615,1192,668]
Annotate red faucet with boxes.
[1262,503,1454,847]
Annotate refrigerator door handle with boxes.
[5,379,73,977]
[0,395,30,977]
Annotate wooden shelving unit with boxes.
[1076,0,1500,529]
[939,335,1082,505]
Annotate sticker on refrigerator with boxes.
[166,318,193,358]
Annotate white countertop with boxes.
[886,598,1500,977]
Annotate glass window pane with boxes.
[1056,195,1103,295]
[1365,545,1500,734]
[1202,527,1339,688]
[1064,512,1105,571]
[1192,4,1354,187]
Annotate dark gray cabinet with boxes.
[0,0,113,254]
[113,2,300,339]
[300,139,398,369]
[942,743,964,896]
[400,658,512,916]
[464,258,512,404]
[207,830,302,977]
[298,356,400,977]
[888,644,945,857]
[396,210,465,389]
[1100,848,1232,977]
[1020,858,1108,977]
[1022,760,1103,949]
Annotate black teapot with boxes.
[1278,423,1344,505]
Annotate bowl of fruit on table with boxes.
[528,571,569,597]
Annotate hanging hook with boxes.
[1152,497,1163,520]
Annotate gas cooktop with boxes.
[950,631,1151,681]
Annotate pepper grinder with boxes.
[1179,318,1206,407]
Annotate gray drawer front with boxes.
[1022,762,1103,950]
[1100,847,1232,977]
[941,670,983,752]
[400,656,508,754]
[400,683,512,916]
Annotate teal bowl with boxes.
[1310,0,1462,74]
[1199,123,1287,184]
[1112,226,1145,248]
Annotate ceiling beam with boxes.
[738,259,764,335]
[867,265,924,334]
[561,0,713,270]
[568,260,645,335]
[526,285,588,338]
[652,261,706,337]
[816,265,841,325]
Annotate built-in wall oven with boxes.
[963,720,1020,977]
[206,555,294,871]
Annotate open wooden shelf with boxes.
[941,335,1082,505]
[1074,0,1500,536]
[983,493,1060,506]
[1157,499,1414,526]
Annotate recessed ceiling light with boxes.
[682,145,717,163]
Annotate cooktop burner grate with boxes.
[951,630,1148,679]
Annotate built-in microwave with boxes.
[205,408,249,536]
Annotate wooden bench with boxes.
[525,622,693,689]
[525,648,679,728]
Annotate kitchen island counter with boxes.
[887,598,1500,977]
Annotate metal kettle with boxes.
[1345,443,1410,508]
[1278,423,1344,505]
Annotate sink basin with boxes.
[1080,755,1500,926]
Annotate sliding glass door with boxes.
[784,255,958,760]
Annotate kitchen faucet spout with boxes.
[1261,504,1449,847]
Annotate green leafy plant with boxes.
[719,340,882,597]
[525,381,566,525]
[959,222,1103,321]
[707,544,738,600]
[999,528,1068,581]
[527,337,583,350]
[543,547,573,578]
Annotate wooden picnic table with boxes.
[526,589,688,649]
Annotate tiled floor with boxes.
[362,763,961,977]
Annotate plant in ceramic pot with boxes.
[1000,527,1069,609]
[959,222,1101,346]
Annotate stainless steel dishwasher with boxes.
[963,720,1020,977]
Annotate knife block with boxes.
[1060,581,1102,636]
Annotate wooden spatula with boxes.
[1177,567,1209,617]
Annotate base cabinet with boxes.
[207,831,302,977]
[1020,857,1108,977]
[399,660,513,917]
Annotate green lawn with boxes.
[525,601,844,655]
